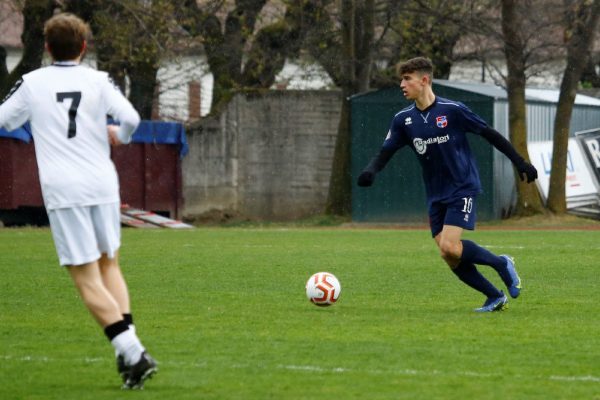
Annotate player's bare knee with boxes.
[439,240,461,261]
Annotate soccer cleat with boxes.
[500,255,521,298]
[122,352,158,390]
[474,292,508,312]
[116,354,129,383]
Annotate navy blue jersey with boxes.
[382,96,489,204]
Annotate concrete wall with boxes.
[182,90,342,220]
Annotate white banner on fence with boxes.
[528,139,599,208]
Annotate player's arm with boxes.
[0,79,30,131]
[107,124,121,146]
[102,74,140,145]
[357,118,403,187]
[357,147,396,187]
[459,104,537,183]
[478,126,538,183]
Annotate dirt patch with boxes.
[181,210,600,230]
[183,209,255,226]
[342,213,600,230]
[479,213,600,230]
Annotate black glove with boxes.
[517,162,538,183]
[357,170,375,187]
[357,148,396,187]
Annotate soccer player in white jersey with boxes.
[0,13,157,388]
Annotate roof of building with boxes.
[435,79,600,106]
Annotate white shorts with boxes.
[47,202,121,266]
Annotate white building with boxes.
[0,2,585,122]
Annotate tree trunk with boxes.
[129,60,160,120]
[0,0,54,98]
[547,0,600,213]
[191,1,267,113]
[326,0,374,216]
[501,0,546,216]
[66,0,128,90]
[0,47,8,93]
[326,89,352,215]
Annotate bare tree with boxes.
[547,0,600,213]
[179,0,321,114]
[580,56,600,88]
[307,0,479,214]
[65,0,175,119]
[500,0,547,215]
[0,0,54,99]
[305,0,375,216]
[456,0,566,87]
[383,0,476,80]
[452,0,569,216]
[328,0,374,215]
[0,47,8,95]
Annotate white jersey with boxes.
[0,62,140,210]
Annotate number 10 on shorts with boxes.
[462,197,473,221]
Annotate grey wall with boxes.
[182,90,342,220]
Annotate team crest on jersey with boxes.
[436,115,448,128]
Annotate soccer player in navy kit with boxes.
[358,57,538,312]
[0,14,157,387]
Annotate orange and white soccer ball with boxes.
[306,272,341,306]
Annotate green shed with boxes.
[351,80,600,223]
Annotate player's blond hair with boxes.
[44,13,90,61]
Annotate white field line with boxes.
[549,375,600,383]
[1,354,598,384]
[280,364,495,379]
[482,245,526,249]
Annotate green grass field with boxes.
[1,227,599,399]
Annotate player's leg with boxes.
[461,239,521,298]
[98,252,133,381]
[66,261,126,326]
[66,259,145,368]
[94,207,140,333]
[451,196,521,298]
[92,203,157,388]
[435,224,463,267]
[99,252,151,387]
[48,205,154,387]
[48,206,123,325]
[93,203,135,321]
[430,199,506,312]
[435,225,504,301]
[99,252,131,315]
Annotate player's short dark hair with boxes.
[396,57,434,80]
[44,13,90,61]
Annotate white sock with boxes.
[111,329,145,365]
[114,324,137,357]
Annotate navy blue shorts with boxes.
[428,195,477,237]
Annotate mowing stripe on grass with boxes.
[2,354,598,384]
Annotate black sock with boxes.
[122,313,133,326]
[104,320,129,341]
[462,239,510,283]
[461,240,505,269]
[452,261,503,298]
